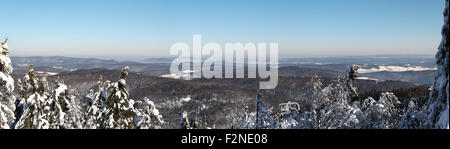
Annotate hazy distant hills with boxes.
[142,55,437,64]
[278,66,342,78]
[143,57,176,63]
[11,55,437,85]
[11,56,171,76]
[279,55,436,66]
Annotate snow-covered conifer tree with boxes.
[400,99,427,129]
[236,105,256,129]
[359,93,401,129]
[85,75,106,129]
[255,92,275,129]
[180,111,192,129]
[344,65,361,101]
[427,0,449,129]
[50,77,83,129]
[135,97,164,129]
[14,79,26,124]
[14,63,51,129]
[0,37,16,129]
[179,111,202,129]
[103,66,137,129]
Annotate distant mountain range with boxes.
[278,55,436,66]
[11,56,171,76]
[11,55,437,85]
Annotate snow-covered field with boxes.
[160,70,196,80]
[359,65,437,73]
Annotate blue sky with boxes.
[1,0,445,58]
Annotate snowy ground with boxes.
[359,65,437,73]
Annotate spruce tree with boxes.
[0,37,16,129]
[135,97,164,129]
[14,63,51,129]
[103,66,137,129]
[180,111,191,129]
[50,77,83,129]
[344,65,361,101]
[85,75,107,129]
[427,0,449,129]
[255,92,275,129]
[400,99,427,129]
